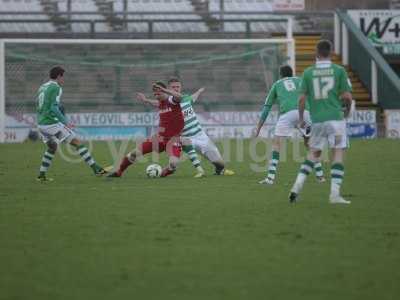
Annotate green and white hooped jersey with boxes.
[180,94,202,137]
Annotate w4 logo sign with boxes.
[361,16,400,40]
[349,10,400,43]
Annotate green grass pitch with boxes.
[0,139,399,300]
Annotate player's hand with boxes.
[298,120,306,129]
[152,83,164,91]
[66,123,75,129]
[343,107,351,119]
[343,102,353,119]
[198,87,205,94]
[136,92,147,102]
[252,127,260,138]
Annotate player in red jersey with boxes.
[107,81,184,178]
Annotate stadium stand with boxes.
[0,1,376,110]
[209,0,273,12]
[390,0,400,8]
[0,0,305,33]
[122,0,207,33]
[0,0,55,32]
[4,35,374,113]
[57,0,109,32]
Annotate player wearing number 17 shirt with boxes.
[289,40,353,204]
[254,65,325,185]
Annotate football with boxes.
[146,164,162,178]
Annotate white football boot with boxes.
[329,195,351,204]
[259,178,274,185]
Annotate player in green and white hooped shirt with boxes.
[36,66,107,181]
[289,40,353,204]
[254,65,325,185]
[168,78,235,177]
[170,80,205,177]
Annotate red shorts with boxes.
[139,135,182,158]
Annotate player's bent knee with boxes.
[272,137,281,150]
[314,150,322,158]
[47,141,58,152]
[69,138,81,147]
[181,137,192,146]
[308,149,320,161]
[127,151,137,162]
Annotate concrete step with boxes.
[356,101,375,107]
[353,92,371,99]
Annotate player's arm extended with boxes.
[254,103,272,137]
[191,87,205,103]
[136,93,158,107]
[298,94,306,127]
[254,85,276,137]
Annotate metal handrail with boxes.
[0,18,292,37]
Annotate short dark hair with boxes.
[167,77,181,84]
[279,65,293,78]
[49,66,65,79]
[153,81,167,89]
[317,40,332,58]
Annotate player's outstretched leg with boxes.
[161,156,179,178]
[182,144,205,178]
[108,151,137,178]
[202,145,234,176]
[259,150,279,185]
[289,155,315,203]
[70,139,106,176]
[259,137,282,185]
[37,141,57,182]
[329,149,350,204]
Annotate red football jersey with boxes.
[158,96,184,138]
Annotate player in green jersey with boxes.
[36,66,107,182]
[172,80,206,178]
[254,65,325,185]
[289,40,353,204]
[168,78,235,177]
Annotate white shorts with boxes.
[274,110,311,137]
[38,123,75,144]
[309,120,348,150]
[187,130,222,162]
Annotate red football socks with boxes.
[161,167,175,177]
[117,157,133,176]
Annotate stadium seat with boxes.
[123,0,207,33]
[0,0,55,32]
[57,0,109,32]
[0,0,301,33]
